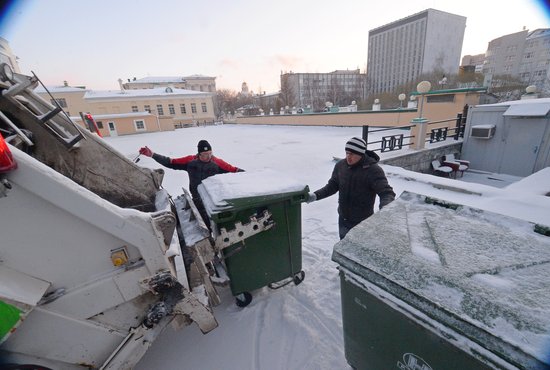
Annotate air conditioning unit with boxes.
[470,124,496,139]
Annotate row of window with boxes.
[130,102,208,115]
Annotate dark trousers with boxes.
[338,216,360,240]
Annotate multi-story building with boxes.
[281,69,367,111]
[482,30,528,77]
[482,28,550,91]
[461,54,486,73]
[367,9,466,95]
[122,75,216,92]
[519,29,550,89]
[35,84,216,136]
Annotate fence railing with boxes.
[364,113,466,153]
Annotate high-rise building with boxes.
[280,69,367,111]
[482,28,550,91]
[367,9,466,95]
[483,30,528,78]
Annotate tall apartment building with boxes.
[483,28,550,90]
[367,9,466,95]
[483,30,528,78]
[122,75,216,92]
[281,69,367,111]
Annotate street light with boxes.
[398,93,406,108]
[416,81,431,118]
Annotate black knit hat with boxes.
[197,140,212,153]
[345,137,366,155]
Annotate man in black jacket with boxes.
[308,137,395,239]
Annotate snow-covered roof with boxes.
[71,111,151,120]
[480,97,550,107]
[476,98,550,117]
[34,86,87,93]
[84,87,211,100]
[125,75,215,84]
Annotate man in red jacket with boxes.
[139,139,244,227]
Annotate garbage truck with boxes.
[0,65,287,369]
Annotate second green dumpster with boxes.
[198,169,309,307]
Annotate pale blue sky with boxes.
[1,0,549,93]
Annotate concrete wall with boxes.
[380,142,463,173]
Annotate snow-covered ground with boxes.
[103,124,550,370]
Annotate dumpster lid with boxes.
[332,192,550,367]
[198,169,308,214]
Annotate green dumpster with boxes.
[332,192,550,370]
[198,169,309,306]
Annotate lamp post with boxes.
[398,93,406,109]
[411,81,431,150]
[416,80,431,118]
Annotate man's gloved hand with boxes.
[306,192,317,204]
[139,146,153,157]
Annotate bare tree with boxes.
[214,89,237,119]
[279,74,296,109]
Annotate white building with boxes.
[122,75,216,92]
[281,69,367,111]
[367,9,466,95]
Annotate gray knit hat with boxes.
[345,137,366,155]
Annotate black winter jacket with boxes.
[314,151,395,225]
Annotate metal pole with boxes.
[362,125,369,146]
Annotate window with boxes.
[156,104,164,115]
[96,121,104,129]
[168,104,175,115]
[51,98,67,108]
[201,102,207,113]
[525,52,534,59]
[180,103,186,114]
[134,120,146,131]
[191,103,197,113]
[131,105,138,112]
[426,94,455,103]
[144,105,151,113]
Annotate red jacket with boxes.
[152,153,242,199]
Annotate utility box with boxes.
[199,169,308,306]
[332,192,550,370]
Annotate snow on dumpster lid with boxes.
[332,191,550,367]
[198,169,308,211]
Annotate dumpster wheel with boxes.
[293,270,305,285]
[235,291,253,307]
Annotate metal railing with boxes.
[363,125,415,152]
[363,113,466,153]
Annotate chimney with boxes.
[118,78,125,92]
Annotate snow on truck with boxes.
[0,65,279,369]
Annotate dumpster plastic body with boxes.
[199,169,308,297]
[332,192,550,370]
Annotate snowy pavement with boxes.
[103,124,548,370]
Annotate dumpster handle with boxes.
[283,200,295,276]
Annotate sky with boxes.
[1,0,549,93]
[92,124,550,370]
